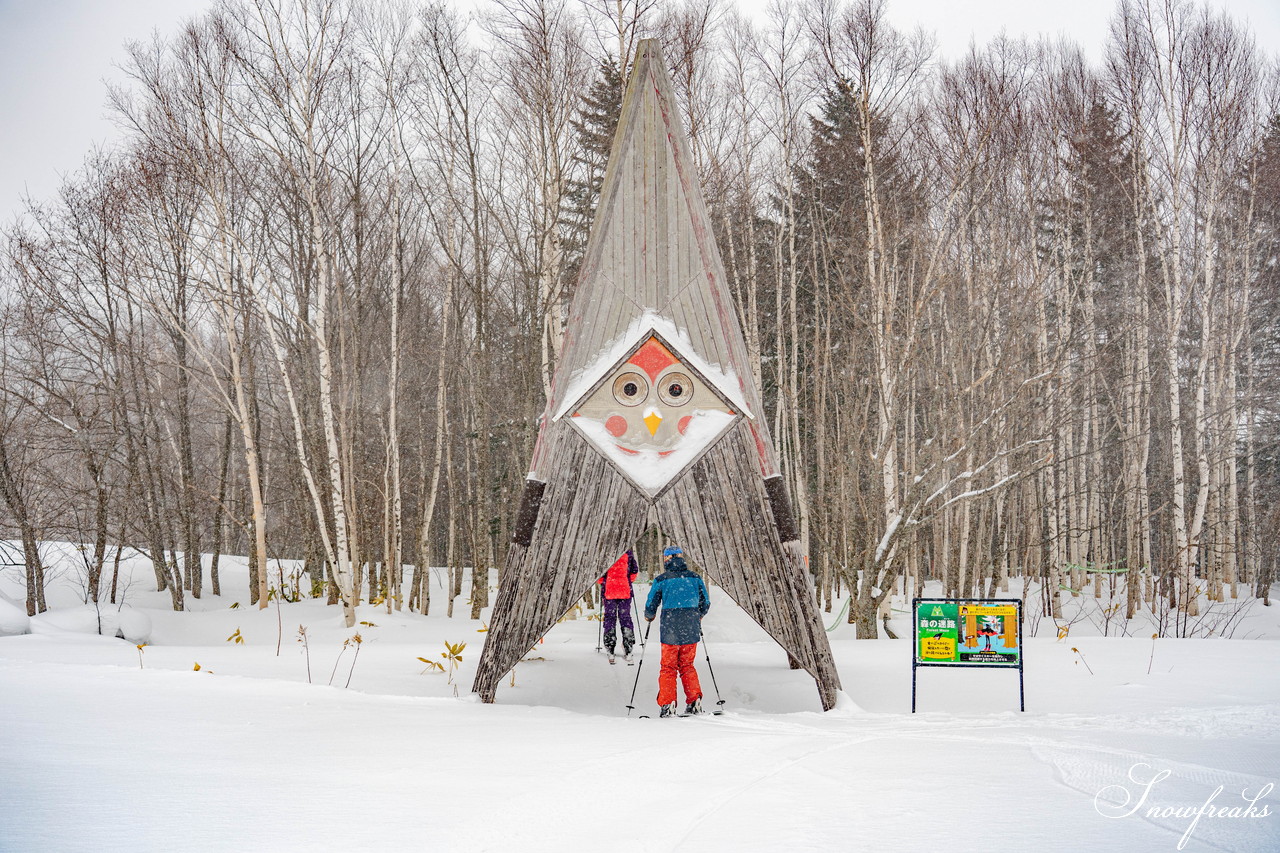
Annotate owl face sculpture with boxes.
[566,333,739,496]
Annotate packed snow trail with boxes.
[1,551,1277,851]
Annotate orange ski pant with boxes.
[657,642,702,706]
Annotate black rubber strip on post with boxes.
[511,478,547,546]
[764,474,800,543]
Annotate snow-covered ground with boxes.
[1,545,1277,852]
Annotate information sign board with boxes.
[911,598,1024,712]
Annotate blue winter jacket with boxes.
[644,557,710,646]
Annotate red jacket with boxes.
[599,551,639,599]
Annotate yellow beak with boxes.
[644,410,663,436]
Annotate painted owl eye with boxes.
[611,372,649,407]
[658,372,693,407]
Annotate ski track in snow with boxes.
[671,736,863,849]
[629,706,1280,852]
[1037,743,1278,852]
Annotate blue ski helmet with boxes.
[663,546,683,558]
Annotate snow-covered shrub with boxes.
[114,607,152,644]
[0,595,31,635]
[29,605,102,634]
[28,604,153,643]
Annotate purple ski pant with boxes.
[602,597,635,654]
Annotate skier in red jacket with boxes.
[598,550,640,663]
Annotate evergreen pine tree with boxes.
[1062,97,1144,325]
[790,78,918,311]
[559,57,624,303]
[792,79,868,299]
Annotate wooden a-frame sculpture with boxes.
[472,39,842,710]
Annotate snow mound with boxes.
[28,604,152,643]
[0,595,30,635]
[115,608,153,644]
[29,605,101,634]
[831,690,864,714]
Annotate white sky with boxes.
[0,0,1277,226]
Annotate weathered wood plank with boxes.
[656,421,841,709]
[473,424,651,700]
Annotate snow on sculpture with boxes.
[567,329,740,497]
[472,39,841,710]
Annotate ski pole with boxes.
[632,596,646,648]
[596,586,603,653]
[625,620,654,716]
[699,630,726,713]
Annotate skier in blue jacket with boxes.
[644,546,710,717]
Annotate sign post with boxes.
[911,598,1024,712]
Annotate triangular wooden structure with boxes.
[472,40,841,710]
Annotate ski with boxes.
[631,705,725,718]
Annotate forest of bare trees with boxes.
[1,0,1276,638]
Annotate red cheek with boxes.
[678,416,692,435]
[606,415,628,437]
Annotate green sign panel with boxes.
[914,599,1021,666]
